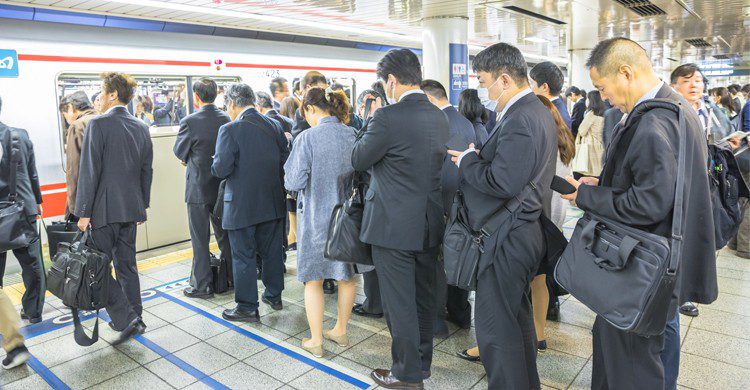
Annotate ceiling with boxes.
[3,0,750,69]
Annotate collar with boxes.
[237,106,256,119]
[318,116,339,125]
[634,81,664,108]
[498,88,533,122]
[439,103,453,111]
[104,105,127,115]
[398,89,424,102]
[551,96,561,103]
[267,109,278,116]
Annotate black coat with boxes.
[173,104,231,205]
[211,107,289,230]
[76,106,153,228]
[266,109,294,135]
[352,92,449,251]
[471,120,489,149]
[571,98,586,137]
[602,107,624,160]
[0,123,42,217]
[441,106,482,213]
[577,84,717,304]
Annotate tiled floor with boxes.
[2,209,750,389]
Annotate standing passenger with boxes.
[59,91,97,220]
[256,91,293,137]
[573,90,607,178]
[269,77,290,111]
[212,84,289,322]
[530,61,573,133]
[76,72,153,343]
[174,78,233,299]
[447,43,557,389]
[353,48,448,388]
[566,86,587,137]
[284,87,358,357]
[458,88,490,149]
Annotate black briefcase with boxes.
[0,130,37,252]
[211,253,233,294]
[45,219,78,258]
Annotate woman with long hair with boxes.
[458,89,489,148]
[711,87,739,118]
[573,91,606,177]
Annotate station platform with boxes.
[1,210,749,389]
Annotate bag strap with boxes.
[71,308,100,346]
[7,129,20,201]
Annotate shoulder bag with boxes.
[324,171,372,266]
[0,130,37,252]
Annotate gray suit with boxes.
[174,104,232,292]
[458,91,557,389]
[0,123,45,319]
[76,105,153,324]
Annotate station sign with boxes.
[0,49,19,78]
[449,43,469,105]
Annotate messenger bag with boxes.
[0,130,37,252]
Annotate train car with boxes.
[0,19,383,251]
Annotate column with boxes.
[422,15,469,105]
[567,0,600,91]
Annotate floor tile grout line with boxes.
[565,355,591,390]
[680,350,750,370]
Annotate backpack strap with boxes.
[71,307,100,346]
[7,129,20,201]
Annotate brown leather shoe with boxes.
[370,369,424,389]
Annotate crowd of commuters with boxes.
[0,36,749,390]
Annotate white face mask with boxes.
[477,77,502,111]
[385,79,398,105]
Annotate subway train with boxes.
[0,19,384,251]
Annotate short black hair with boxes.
[586,37,649,76]
[420,79,448,100]
[302,71,327,90]
[565,86,582,97]
[192,78,218,103]
[371,80,387,105]
[472,42,528,86]
[269,77,287,97]
[256,91,274,109]
[458,89,487,124]
[742,84,750,94]
[670,63,702,85]
[530,62,565,96]
[728,84,740,94]
[587,90,607,116]
[59,91,93,112]
[376,49,422,86]
[225,83,255,108]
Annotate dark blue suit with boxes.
[552,96,572,131]
[212,107,289,310]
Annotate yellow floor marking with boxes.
[4,242,216,305]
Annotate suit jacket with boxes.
[352,92,449,251]
[211,107,289,230]
[552,97,572,131]
[471,120,489,149]
[0,123,42,217]
[577,84,717,304]
[266,109,294,135]
[570,98,586,137]
[292,108,363,137]
[75,106,153,227]
[441,106,480,213]
[459,91,557,231]
[602,107,624,153]
[65,109,97,214]
[173,104,231,205]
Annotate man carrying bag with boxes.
[558,38,716,389]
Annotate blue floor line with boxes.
[26,354,70,390]
[155,291,371,389]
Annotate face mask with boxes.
[477,77,502,111]
[385,79,398,105]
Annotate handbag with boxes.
[46,229,112,346]
[571,140,590,173]
[43,218,79,258]
[554,99,688,336]
[0,130,37,252]
[324,187,373,266]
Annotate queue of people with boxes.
[0,36,749,390]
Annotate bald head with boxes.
[586,37,653,76]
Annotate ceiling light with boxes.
[103,0,422,44]
[524,36,549,44]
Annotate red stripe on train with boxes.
[41,191,67,219]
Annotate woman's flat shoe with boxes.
[301,338,324,358]
[456,349,480,362]
[324,330,349,347]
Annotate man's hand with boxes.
[560,176,582,206]
[447,143,478,166]
[728,136,742,150]
[77,217,91,232]
[579,176,599,186]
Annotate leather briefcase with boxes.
[0,130,37,252]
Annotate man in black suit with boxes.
[269,77,289,111]
[420,79,478,335]
[174,78,232,299]
[448,43,557,389]
[530,61,573,133]
[76,72,153,343]
[352,49,449,389]
[562,38,716,390]
[0,95,45,324]
[256,92,293,138]
[566,86,587,136]
[212,84,289,322]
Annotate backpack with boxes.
[707,143,749,249]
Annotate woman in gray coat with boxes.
[284,87,357,357]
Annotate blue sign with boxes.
[448,43,468,105]
[0,49,19,78]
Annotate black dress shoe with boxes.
[422,370,431,380]
[20,310,41,324]
[108,321,125,332]
[537,340,548,352]
[370,369,424,389]
[137,319,147,334]
[352,304,383,318]
[262,296,283,310]
[456,349,480,362]
[547,301,560,322]
[679,302,699,317]
[112,317,142,346]
[323,279,337,294]
[183,287,214,299]
[222,307,260,323]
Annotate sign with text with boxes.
[0,49,19,78]
[449,43,468,105]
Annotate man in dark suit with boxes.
[352,49,449,389]
[174,78,232,299]
[212,84,289,323]
[448,43,557,389]
[76,73,153,343]
[256,91,293,137]
[530,61,573,132]
[566,86,587,136]
[0,95,45,324]
[269,77,289,111]
[420,79,477,335]
[562,38,716,390]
